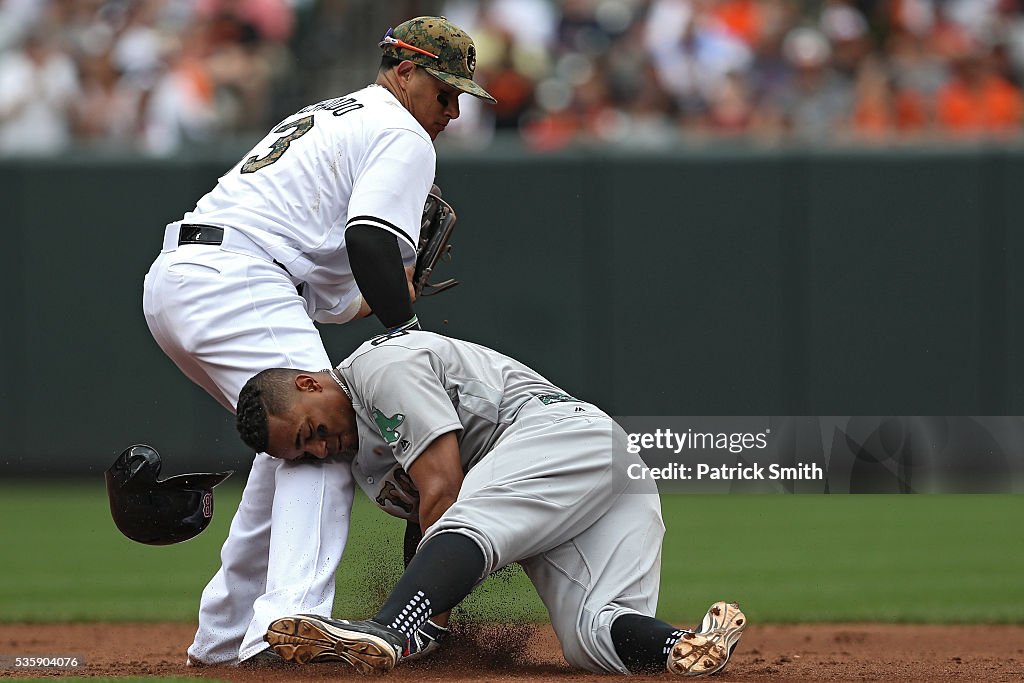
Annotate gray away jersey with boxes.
[338,331,580,522]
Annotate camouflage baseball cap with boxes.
[379,16,496,104]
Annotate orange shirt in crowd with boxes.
[853,89,927,136]
[712,0,761,46]
[936,74,1023,133]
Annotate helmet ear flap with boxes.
[105,445,233,545]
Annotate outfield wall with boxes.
[1,145,1021,474]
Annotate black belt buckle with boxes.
[179,224,224,246]
[175,223,303,295]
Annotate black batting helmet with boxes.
[105,444,232,545]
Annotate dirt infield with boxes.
[1,622,1022,681]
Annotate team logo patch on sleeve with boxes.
[373,408,406,444]
[536,392,580,405]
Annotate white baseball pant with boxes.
[143,226,355,664]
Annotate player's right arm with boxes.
[349,343,464,522]
[350,344,460,647]
[406,431,463,533]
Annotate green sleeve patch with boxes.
[372,408,405,444]
[536,392,580,405]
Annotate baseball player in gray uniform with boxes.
[234,331,747,676]
[141,17,494,666]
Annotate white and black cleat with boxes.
[265,614,404,674]
[667,601,747,676]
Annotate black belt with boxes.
[178,223,303,294]
[178,224,224,245]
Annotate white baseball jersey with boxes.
[175,84,436,320]
[335,331,665,674]
[144,84,437,666]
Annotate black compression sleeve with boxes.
[346,224,414,329]
[374,532,484,638]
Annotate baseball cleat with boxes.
[667,601,747,676]
[265,614,404,673]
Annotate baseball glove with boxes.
[414,185,459,297]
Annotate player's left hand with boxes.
[402,619,449,662]
[414,186,458,297]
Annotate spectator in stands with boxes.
[935,36,1023,136]
[142,31,217,155]
[644,0,752,126]
[73,49,141,146]
[197,0,291,131]
[818,0,871,79]
[847,53,927,140]
[0,23,80,155]
[485,32,535,130]
[758,26,854,140]
[886,27,947,109]
[705,70,757,136]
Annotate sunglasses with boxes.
[379,27,439,60]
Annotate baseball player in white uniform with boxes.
[141,17,495,666]
[234,331,747,676]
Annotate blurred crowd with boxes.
[444,0,1024,149]
[3,0,1024,156]
[0,0,299,156]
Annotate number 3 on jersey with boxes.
[241,115,314,174]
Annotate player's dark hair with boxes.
[380,55,402,71]
[235,368,301,453]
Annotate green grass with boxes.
[0,482,1020,624]
[658,494,1024,623]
